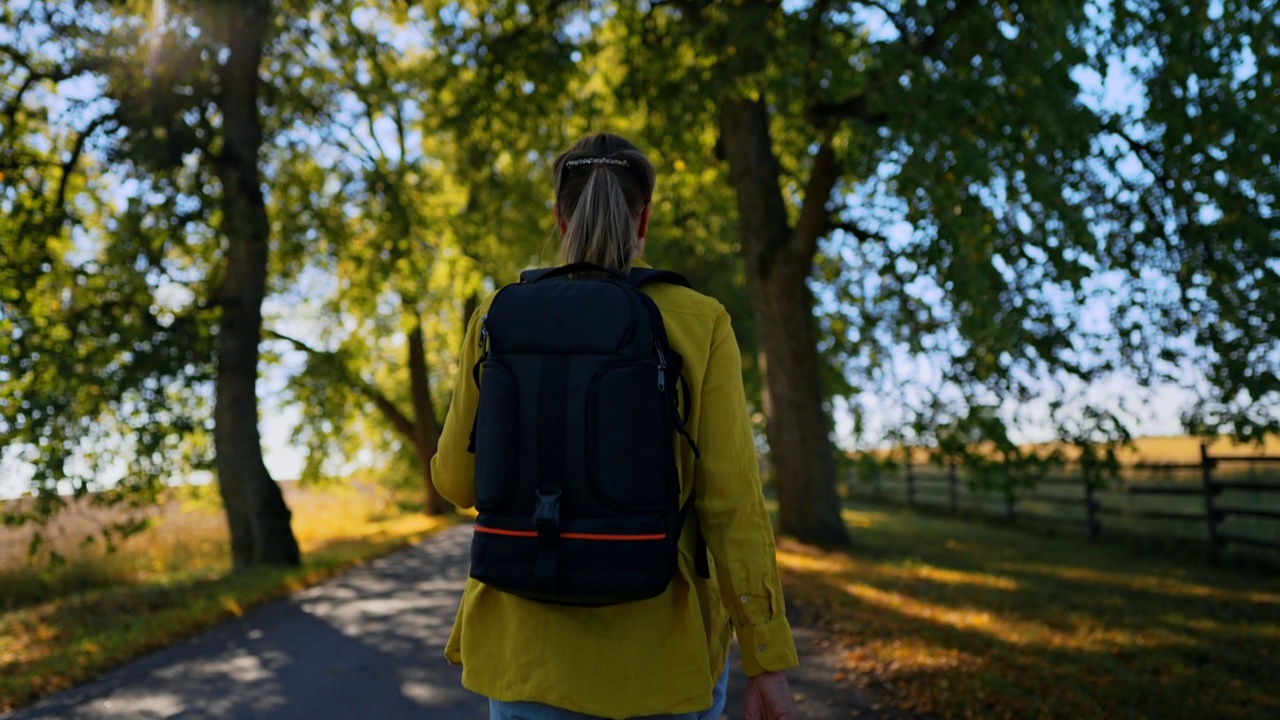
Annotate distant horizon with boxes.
[6,425,1278,503]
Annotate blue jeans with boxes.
[488,660,730,720]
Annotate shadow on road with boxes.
[6,527,486,720]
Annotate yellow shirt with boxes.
[431,266,799,718]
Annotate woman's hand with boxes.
[743,670,795,720]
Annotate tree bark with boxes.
[408,315,450,515]
[719,96,850,547]
[212,0,300,568]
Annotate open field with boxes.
[849,434,1280,556]
[779,504,1280,720]
[867,434,1280,466]
[0,480,427,608]
[1113,434,1280,465]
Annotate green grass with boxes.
[0,485,451,713]
[779,500,1280,720]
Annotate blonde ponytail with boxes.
[560,167,635,272]
[552,134,657,275]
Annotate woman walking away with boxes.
[432,132,799,720]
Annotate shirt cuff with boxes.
[734,614,800,676]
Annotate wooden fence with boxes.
[849,444,1280,556]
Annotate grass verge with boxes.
[0,485,451,713]
[779,502,1280,720]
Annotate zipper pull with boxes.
[478,315,490,354]
[655,342,667,391]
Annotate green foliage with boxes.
[259,0,582,480]
[3,0,1276,530]
[1089,0,1280,440]
[1,2,216,538]
[588,0,1277,493]
[260,0,762,482]
[625,0,1275,457]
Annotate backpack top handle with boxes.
[522,264,693,290]
[521,262,630,284]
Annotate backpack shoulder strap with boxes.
[628,268,692,289]
[519,267,555,283]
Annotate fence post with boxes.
[906,457,916,507]
[948,460,959,514]
[1084,477,1101,540]
[1200,443,1223,555]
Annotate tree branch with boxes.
[793,140,841,260]
[54,113,113,212]
[1106,120,1168,191]
[829,218,890,245]
[266,330,417,443]
[806,92,889,129]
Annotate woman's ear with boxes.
[554,203,568,237]
[634,203,651,258]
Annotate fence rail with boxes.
[1123,484,1203,495]
[851,443,1280,556]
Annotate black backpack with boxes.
[467,262,703,606]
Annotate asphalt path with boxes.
[5,525,912,719]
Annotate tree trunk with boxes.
[212,0,300,568]
[719,96,850,547]
[408,315,450,515]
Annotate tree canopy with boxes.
[2,0,1276,551]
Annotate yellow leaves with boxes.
[998,562,1280,605]
[839,508,882,528]
[779,505,1280,719]
[906,566,1019,591]
[776,551,850,574]
[32,623,59,643]
[838,580,1025,641]
[219,597,243,617]
[851,637,980,673]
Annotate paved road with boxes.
[5,525,904,719]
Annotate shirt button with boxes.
[740,595,749,603]
[757,644,766,652]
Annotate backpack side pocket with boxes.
[474,359,520,511]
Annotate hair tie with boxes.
[564,157,630,168]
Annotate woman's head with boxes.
[552,133,656,273]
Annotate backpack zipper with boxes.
[654,341,667,391]
[479,315,490,354]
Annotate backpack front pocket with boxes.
[587,362,673,511]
